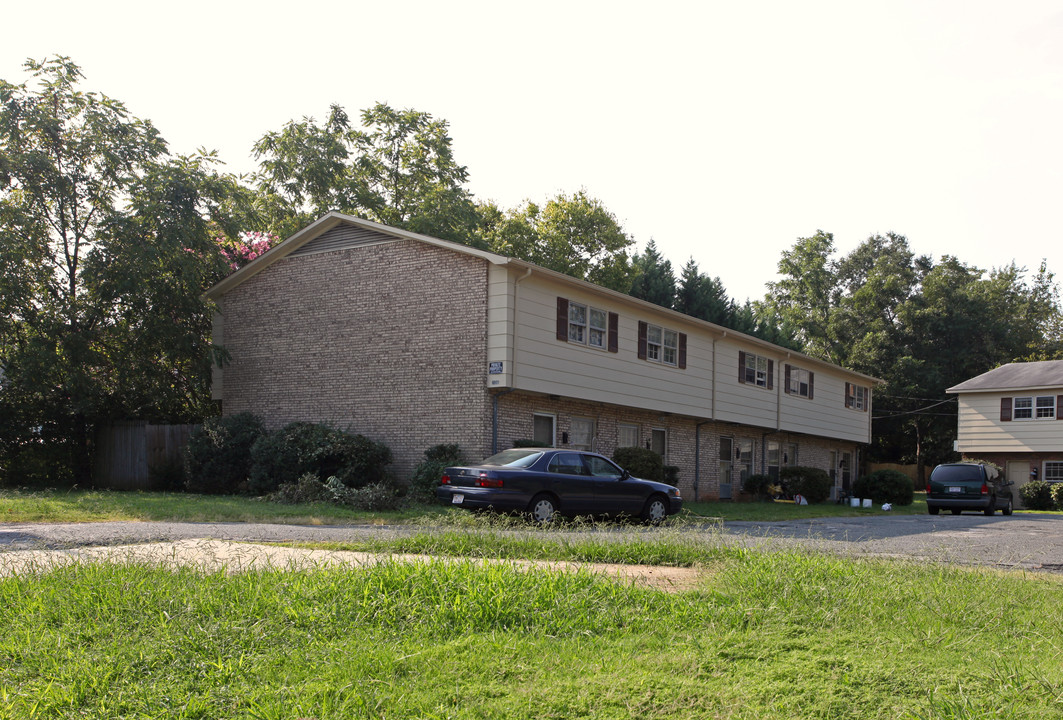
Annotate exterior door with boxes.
[1007,461,1030,509]
[585,454,644,515]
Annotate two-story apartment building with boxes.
[204,212,878,500]
[948,360,1063,503]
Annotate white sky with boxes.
[5,0,1062,301]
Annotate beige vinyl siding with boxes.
[486,264,514,388]
[956,393,1063,452]
[714,341,871,443]
[509,276,714,417]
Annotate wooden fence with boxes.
[94,422,197,490]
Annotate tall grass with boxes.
[3,539,1062,718]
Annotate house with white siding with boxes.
[204,212,879,501]
[947,360,1063,504]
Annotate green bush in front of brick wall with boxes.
[781,466,835,504]
[612,447,664,482]
[248,422,392,495]
[1051,482,1063,511]
[1021,480,1055,511]
[410,444,465,502]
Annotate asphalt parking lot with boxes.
[1,513,1061,573]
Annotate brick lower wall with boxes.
[494,391,861,501]
[219,239,492,479]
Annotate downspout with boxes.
[491,266,533,454]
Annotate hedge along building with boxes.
[204,212,880,501]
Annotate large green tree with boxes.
[253,103,479,243]
[479,191,636,292]
[0,58,243,483]
[628,239,675,309]
[763,231,1063,475]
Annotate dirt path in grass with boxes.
[0,538,701,592]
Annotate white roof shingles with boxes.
[947,360,1063,394]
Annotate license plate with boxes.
[948,486,963,493]
[452,494,464,505]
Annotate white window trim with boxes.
[1013,396,1034,420]
[568,301,609,351]
[1044,460,1063,483]
[650,427,669,461]
[617,423,640,448]
[532,413,557,447]
[788,367,811,398]
[646,323,679,366]
[570,417,596,451]
[745,353,770,388]
[1035,396,1056,420]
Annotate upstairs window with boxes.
[1036,396,1056,419]
[556,297,618,352]
[637,321,687,368]
[785,364,814,399]
[1010,396,1057,420]
[845,382,869,411]
[738,351,773,389]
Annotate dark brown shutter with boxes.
[678,333,687,369]
[556,297,568,341]
[608,312,619,353]
[738,351,746,383]
[1000,397,1012,422]
[637,321,647,360]
[767,360,774,389]
[808,372,815,400]
[784,364,791,394]
[862,387,869,412]
[1058,395,1063,420]
[845,382,853,408]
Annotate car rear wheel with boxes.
[1002,497,1013,516]
[528,494,559,524]
[984,502,995,517]
[641,495,669,525]
[928,506,939,515]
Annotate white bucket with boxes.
[850,497,860,507]
[862,498,872,508]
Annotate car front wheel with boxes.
[528,494,559,524]
[1002,498,1013,516]
[641,495,669,525]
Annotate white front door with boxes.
[1007,461,1030,509]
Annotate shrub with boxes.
[781,466,834,504]
[344,480,405,511]
[612,447,664,482]
[513,438,542,448]
[741,474,774,500]
[269,472,331,504]
[663,465,680,485]
[1051,483,1063,511]
[184,412,265,494]
[248,423,392,495]
[1020,480,1055,511]
[852,469,914,506]
[148,455,186,492]
[410,444,465,502]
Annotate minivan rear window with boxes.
[931,465,983,483]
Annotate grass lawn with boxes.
[2,530,1062,719]
[0,487,972,525]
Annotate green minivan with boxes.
[926,462,1014,516]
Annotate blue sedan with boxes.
[436,448,683,523]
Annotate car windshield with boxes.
[479,449,544,468]
[932,465,983,483]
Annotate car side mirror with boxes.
[620,469,630,481]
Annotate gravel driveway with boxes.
[1,513,1062,575]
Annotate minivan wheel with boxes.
[528,494,559,524]
[928,506,939,515]
[1002,498,1013,516]
[984,503,995,517]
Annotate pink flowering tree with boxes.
[216,231,279,271]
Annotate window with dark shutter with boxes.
[1058,396,1063,420]
[608,312,619,353]
[678,333,687,369]
[556,297,569,341]
[1000,397,1012,422]
[637,321,647,360]
[845,382,853,408]
[784,364,791,394]
[738,351,746,383]
[767,360,774,389]
[808,372,815,400]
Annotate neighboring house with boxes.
[947,360,1063,505]
[203,212,879,501]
